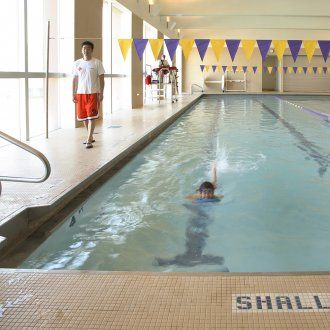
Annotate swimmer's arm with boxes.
[211,162,217,188]
[186,194,200,200]
[215,194,224,200]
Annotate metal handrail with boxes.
[191,83,204,95]
[0,130,51,183]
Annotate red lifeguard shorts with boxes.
[76,93,99,121]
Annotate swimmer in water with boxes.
[186,162,224,202]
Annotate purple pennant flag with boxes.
[212,65,217,72]
[232,66,237,73]
[288,40,302,62]
[195,39,210,61]
[226,40,241,62]
[313,67,318,74]
[242,66,247,73]
[273,66,277,73]
[303,67,308,74]
[318,41,330,62]
[283,67,288,73]
[257,40,272,61]
[222,66,227,73]
[293,67,298,74]
[323,67,328,74]
[200,65,205,72]
[164,39,179,61]
[133,39,148,61]
[263,66,267,73]
[252,66,258,73]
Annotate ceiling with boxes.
[118,0,330,39]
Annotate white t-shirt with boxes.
[72,58,105,94]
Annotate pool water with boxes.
[21,95,330,272]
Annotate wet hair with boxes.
[198,181,215,192]
[81,40,94,50]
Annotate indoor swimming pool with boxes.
[21,95,330,273]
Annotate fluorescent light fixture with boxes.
[148,0,155,4]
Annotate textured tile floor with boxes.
[0,270,330,329]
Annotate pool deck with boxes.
[1,269,330,329]
[1,92,330,328]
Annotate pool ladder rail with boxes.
[0,130,51,196]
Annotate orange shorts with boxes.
[76,93,99,121]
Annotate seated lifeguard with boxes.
[157,54,170,82]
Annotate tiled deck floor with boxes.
[1,270,330,329]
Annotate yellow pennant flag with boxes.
[288,67,293,74]
[307,67,313,75]
[242,40,256,61]
[205,65,210,72]
[217,65,222,72]
[267,66,273,74]
[180,39,195,60]
[273,40,287,61]
[227,66,232,72]
[303,40,317,62]
[278,67,283,73]
[149,39,163,60]
[328,67,330,74]
[317,67,322,75]
[237,65,242,72]
[210,39,225,61]
[118,39,133,61]
[247,66,253,73]
[297,67,303,74]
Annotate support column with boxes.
[131,14,143,109]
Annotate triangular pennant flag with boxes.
[278,67,283,73]
[288,67,293,74]
[253,66,258,73]
[297,67,303,74]
[267,66,273,74]
[212,65,217,72]
[293,67,298,74]
[303,40,317,62]
[247,66,253,73]
[217,65,222,72]
[288,40,302,62]
[317,67,322,74]
[210,39,225,61]
[273,40,287,61]
[133,39,148,61]
[318,41,330,62]
[232,65,237,73]
[323,67,328,74]
[242,40,256,61]
[307,67,313,74]
[313,67,318,74]
[149,39,164,60]
[237,66,242,72]
[263,66,267,73]
[180,39,195,59]
[226,39,241,62]
[303,67,308,74]
[257,40,272,61]
[283,67,288,73]
[227,66,232,72]
[328,67,330,74]
[118,39,133,61]
[200,65,205,72]
[242,66,247,73]
[205,65,210,72]
[222,65,227,73]
[164,39,179,61]
[195,39,210,61]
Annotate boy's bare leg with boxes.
[87,119,95,143]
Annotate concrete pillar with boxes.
[131,14,143,109]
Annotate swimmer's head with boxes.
[198,181,215,199]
